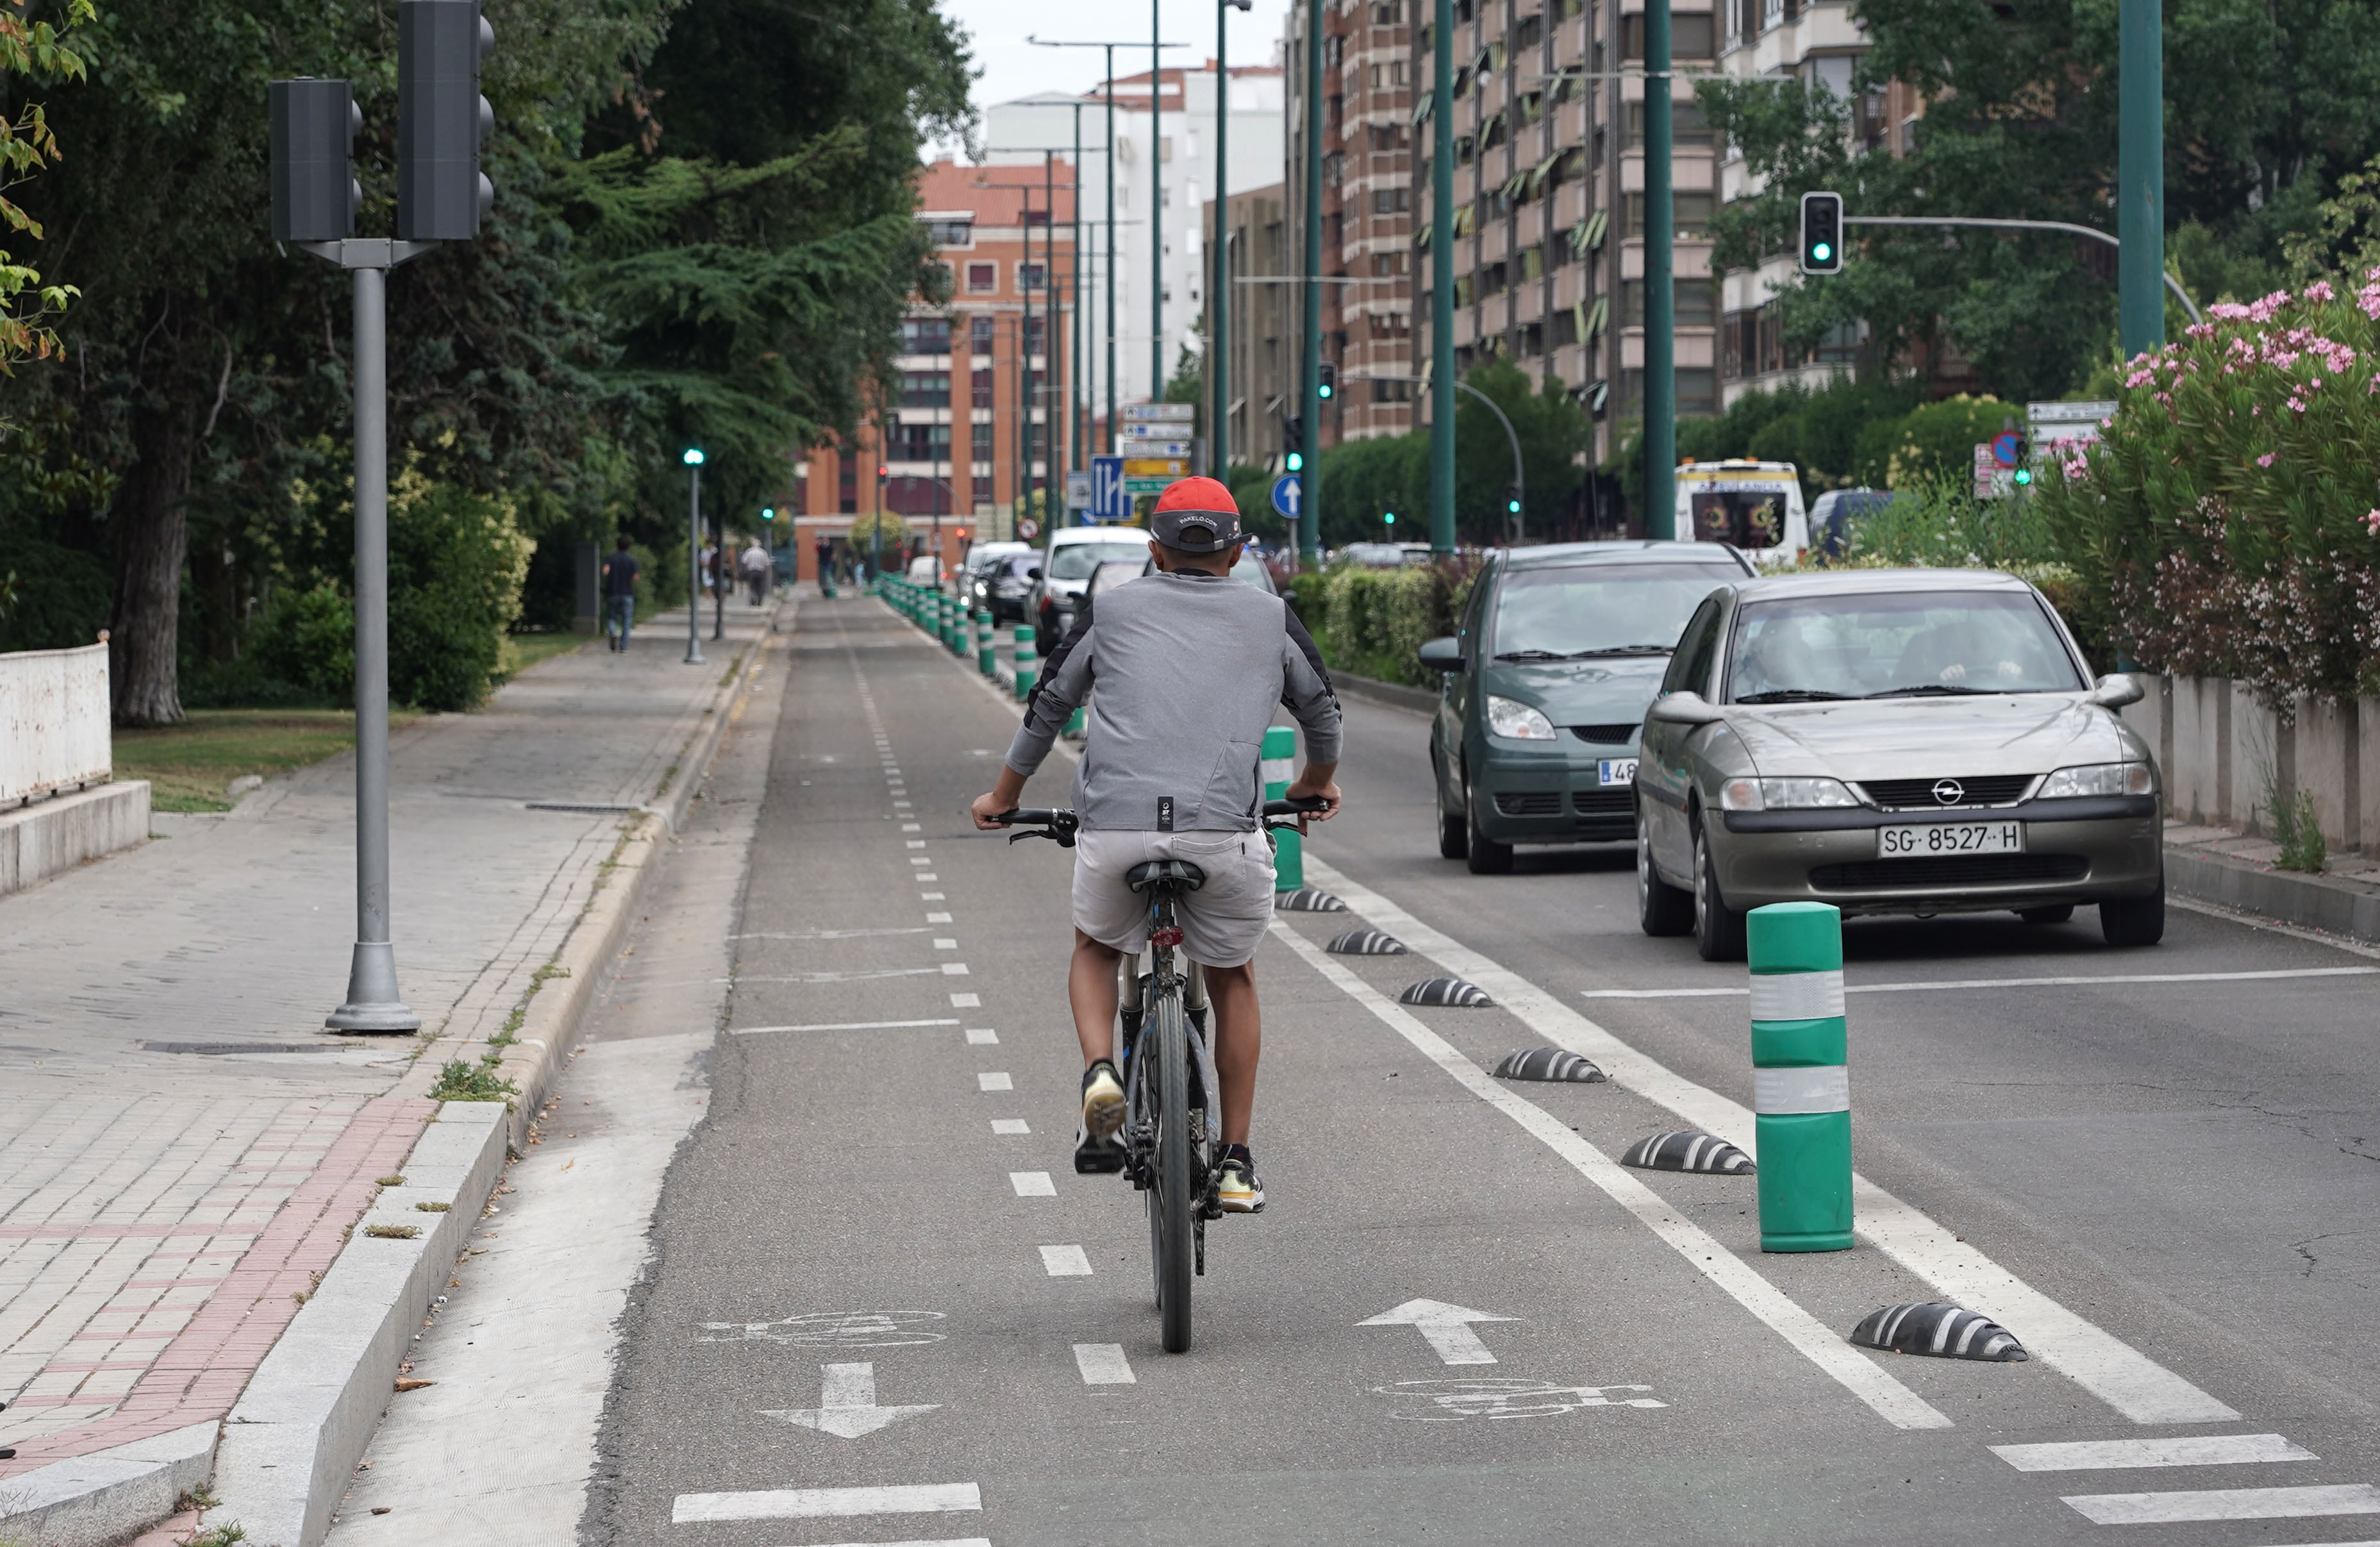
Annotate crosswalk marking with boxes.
[671,1483,982,1522]
[1074,1342,1135,1384]
[942,962,972,976]
[1040,1244,1092,1276]
[1994,1434,2314,1471]
[2062,1484,2380,1525]
[1010,1171,1056,1196]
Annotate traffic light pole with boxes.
[1642,0,1676,541]
[684,463,705,666]
[1299,0,1324,567]
[1838,215,2201,325]
[2117,0,2163,358]
[303,239,435,1035]
[1426,0,1455,558]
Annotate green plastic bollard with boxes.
[1748,902,1852,1252]
[1013,624,1037,700]
[938,593,953,649]
[976,610,995,676]
[1262,724,1302,892]
[949,597,966,657]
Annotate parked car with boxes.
[963,541,1033,619]
[1635,568,2163,960]
[1676,460,1808,567]
[1810,488,1899,560]
[1419,541,1756,874]
[1339,541,1431,568]
[1135,549,1279,594]
[1028,527,1158,645]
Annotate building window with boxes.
[1023,208,1050,228]
[1621,191,1716,238]
[1514,12,1542,48]
[900,316,952,354]
[1018,262,1045,292]
[971,367,994,409]
[972,420,994,456]
[838,457,856,514]
[924,218,974,247]
[1679,367,1718,415]
[898,371,951,408]
[972,475,993,505]
[1622,11,1716,59]
[1622,278,1715,326]
[1373,1,1403,22]
[967,262,996,292]
[971,314,995,351]
[1371,186,1410,214]
[1026,315,1047,354]
[1624,100,1714,148]
[892,421,951,461]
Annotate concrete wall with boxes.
[1,640,111,803]
[0,780,151,896]
[2127,674,2370,851]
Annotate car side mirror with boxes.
[1027,567,1044,581]
[1417,636,1463,673]
[1647,690,1724,726]
[2088,673,2145,709]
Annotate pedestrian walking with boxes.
[742,537,771,605]
[601,535,638,651]
[815,535,834,596]
[699,536,720,601]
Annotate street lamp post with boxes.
[1345,372,1522,544]
[1213,0,1252,478]
[1300,0,1324,567]
[682,447,706,665]
[1643,0,1676,540]
[712,503,725,640]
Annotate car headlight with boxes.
[1485,695,1558,740]
[2038,762,2154,799]
[1720,776,1860,812]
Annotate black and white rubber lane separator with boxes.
[1850,1301,2027,1362]
[1326,928,1408,955]
[1492,1048,1607,1083]
[1398,976,1495,1008]
[1276,887,1348,912]
[1619,1130,1754,1175]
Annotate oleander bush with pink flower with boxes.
[2033,275,2380,705]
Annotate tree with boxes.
[0,0,91,373]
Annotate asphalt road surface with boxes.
[579,595,2379,1546]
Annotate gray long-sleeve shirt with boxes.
[1005,569,1343,832]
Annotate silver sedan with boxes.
[1635,569,2164,960]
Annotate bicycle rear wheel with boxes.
[1147,992,1195,1353]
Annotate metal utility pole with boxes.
[1642,0,1676,540]
[1151,2,1165,408]
[683,450,705,665]
[1072,100,1086,471]
[1300,0,1325,565]
[1212,0,1251,477]
[1022,183,1037,530]
[1427,0,1454,558]
[2118,0,2163,356]
[712,505,725,639]
[1045,149,1059,503]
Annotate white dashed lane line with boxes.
[991,1119,1029,1135]
[1010,1172,1056,1197]
[1040,1245,1092,1276]
[2060,1484,2380,1525]
[671,1483,983,1523]
[964,1028,998,1045]
[977,1073,1012,1091]
[1073,1343,1135,1384]
[1993,1434,2314,1471]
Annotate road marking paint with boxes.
[928,912,953,923]
[934,937,959,949]
[1358,1299,1514,1365]
[949,992,979,1007]
[761,1361,940,1439]
[922,892,945,900]
[903,823,922,832]
[670,1483,981,1523]
[731,967,944,983]
[965,1028,998,1044]
[1301,855,2240,1428]
[1995,1434,2315,1471]
[1010,1171,1055,1196]
[731,1018,960,1035]
[1579,966,2380,999]
[1040,1244,1092,1276]
[1074,1342,1135,1384]
[2063,1485,2380,1525]
[775,1540,990,1547]
[978,1073,1013,1091]
[2169,892,2380,961]
[918,873,938,881]
[992,1119,1029,1135]
[733,928,929,941]
[908,857,931,866]
[941,963,971,976]
[907,840,928,849]
[1269,919,1950,1431]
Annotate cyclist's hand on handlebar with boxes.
[970,790,1017,830]
[1283,772,1342,829]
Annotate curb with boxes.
[1329,669,1439,715]
[2,605,789,1547]
[2165,842,2380,944]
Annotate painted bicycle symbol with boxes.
[1372,1378,1667,1422]
[699,1310,948,1348]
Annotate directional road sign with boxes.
[1271,474,1304,521]
[1089,455,1127,523]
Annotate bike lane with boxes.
[586,598,2308,1546]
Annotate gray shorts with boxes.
[1071,828,1277,968]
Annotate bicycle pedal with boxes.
[1074,1143,1127,1175]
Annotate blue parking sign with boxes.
[1270,474,1302,520]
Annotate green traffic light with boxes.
[761,506,775,521]
[1507,499,1521,514]
[1811,241,1832,263]
[2013,467,2033,485]
[1285,451,1304,472]
[1383,512,1395,525]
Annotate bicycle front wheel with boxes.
[1148,992,1195,1353]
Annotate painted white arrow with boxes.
[1357,1299,1518,1365]
[761,1362,940,1439]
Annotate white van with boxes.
[1674,460,1808,567]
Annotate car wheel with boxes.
[1692,819,1746,962]
[1638,810,1693,937]
[1465,777,1513,874]
[2099,878,2165,948]
[1432,746,1468,859]
[2017,903,2075,924]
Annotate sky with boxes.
[929,0,1293,163]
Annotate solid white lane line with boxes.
[1268,921,1949,1432]
[732,928,929,941]
[1010,1171,1056,1196]
[731,1018,960,1035]
[732,967,944,983]
[1040,1244,1092,1276]
[671,1484,981,1523]
[992,1119,1029,1135]
[1579,966,2380,999]
[1994,1434,2314,1471]
[977,1072,1013,1091]
[1302,855,2240,1428]
[965,1028,998,1044]
[1074,1342,1135,1384]
[2061,1484,2380,1525]
[780,1540,990,1547]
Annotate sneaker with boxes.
[1080,1058,1125,1140]
[1214,1144,1265,1214]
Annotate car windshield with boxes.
[1491,564,1737,659]
[1047,541,1149,580]
[1727,590,2083,702]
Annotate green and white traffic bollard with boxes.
[938,594,953,650]
[1013,624,1036,701]
[1262,724,1302,892]
[976,610,995,676]
[1749,901,1852,1253]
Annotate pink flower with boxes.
[2257,453,2277,467]
[2305,280,2337,303]
[2186,322,2215,339]
[2124,369,2155,389]
[2367,508,2380,535]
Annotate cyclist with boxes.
[970,476,1342,1212]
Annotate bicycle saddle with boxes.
[1126,858,1207,893]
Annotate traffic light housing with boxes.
[1799,190,1843,276]
[1506,485,1522,516]
[1317,362,1336,401]
[2010,434,2033,485]
[397,0,495,240]
[761,506,775,522]
[270,79,361,243]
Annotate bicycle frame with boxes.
[1118,889,1223,1231]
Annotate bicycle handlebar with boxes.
[995,796,1326,847]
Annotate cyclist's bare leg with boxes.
[1067,929,1124,1066]
[1204,959,1260,1146]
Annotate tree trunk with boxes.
[110,399,195,726]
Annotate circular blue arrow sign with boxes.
[1271,474,1304,519]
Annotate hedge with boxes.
[1285,562,1476,687]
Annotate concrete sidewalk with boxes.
[0,603,775,1544]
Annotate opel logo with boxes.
[1931,778,1965,806]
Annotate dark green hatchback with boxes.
[1421,541,1753,873]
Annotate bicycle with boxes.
[998,796,1324,1353]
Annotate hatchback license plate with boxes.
[1598,758,1638,787]
[1878,821,2024,858]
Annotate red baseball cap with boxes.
[1150,476,1244,553]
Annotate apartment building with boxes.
[790,160,1073,580]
